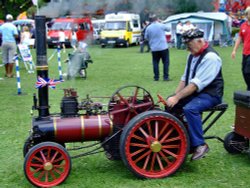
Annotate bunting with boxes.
[35,76,64,89]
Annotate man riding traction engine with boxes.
[166,28,224,161]
[66,42,93,79]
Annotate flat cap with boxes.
[182,28,204,43]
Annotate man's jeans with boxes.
[152,48,169,80]
[168,93,221,147]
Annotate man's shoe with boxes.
[154,78,159,81]
[191,144,209,161]
[163,78,172,81]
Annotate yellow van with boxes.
[100,12,141,48]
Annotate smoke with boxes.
[39,0,153,18]
[39,0,214,19]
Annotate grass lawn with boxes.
[0,44,249,188]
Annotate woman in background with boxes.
[20,26,31,46]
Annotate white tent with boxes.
[163,12,232,45]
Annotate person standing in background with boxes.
[183,20,195,32]
[0,14,18,78]
[59,28,66,53]
[145,14,171,81]
[140,8,150,26]
[70,28,77,52]
[176,21,183,49]
[231,6,250,90]
[140,21,150,53]
[20,26,31,46]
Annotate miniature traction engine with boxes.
[24,16,240,188]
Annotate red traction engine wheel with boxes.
[120,110,189,178]
[24,142,71,187]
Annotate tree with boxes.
[173,0,214,14]
[0,0,48,20]
[0,0,33,19]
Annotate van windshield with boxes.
[104,21,126,30]
[51,22,73,30]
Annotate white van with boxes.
[100,12,141,48]
[92,19,105,31]
[91,19,105,43]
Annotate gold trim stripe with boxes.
[98,115,102,137]
[132,31,141,34]
[53,117,57,137]
[36,66,49,70]
[81,116,85,140]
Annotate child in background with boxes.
[59,28,66,53]
[71,28,77,51]
[20,26,31,46]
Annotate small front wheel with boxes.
[24,142,71,187]
[23,136,35,157]
[224,132,249,154]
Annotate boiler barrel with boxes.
[34,115,113,143]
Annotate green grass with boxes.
[0,44,249,188]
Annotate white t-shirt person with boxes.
[58,29,66,52]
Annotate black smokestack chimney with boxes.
[35,16,50,118]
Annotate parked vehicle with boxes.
[100,12,141,48]
[92,19,105,44]
[92,19,105,31]
[47,17,93,48]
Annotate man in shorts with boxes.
[0,14,18,78]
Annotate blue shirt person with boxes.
[0,14,18,78]
[145,14,170,81]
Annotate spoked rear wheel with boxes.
[24,142,71,187]
[120,111,189,178]
[108,85,154,126]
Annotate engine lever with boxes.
[157,94,167,106]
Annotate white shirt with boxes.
[21,31,31,45]
[59,31,65,42]
[181,52,222,92]
[176,24,183,34]
[183,23,195,32]
[72,32,77,40]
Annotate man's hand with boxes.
[166,83,197,108]
[231,51,236,59]
[231,36,241,60]
[166,95,179,108]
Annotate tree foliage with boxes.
[0,0,48,20]
[170,0,214,14]
[0,0,215,21]
[0,0,32,19]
